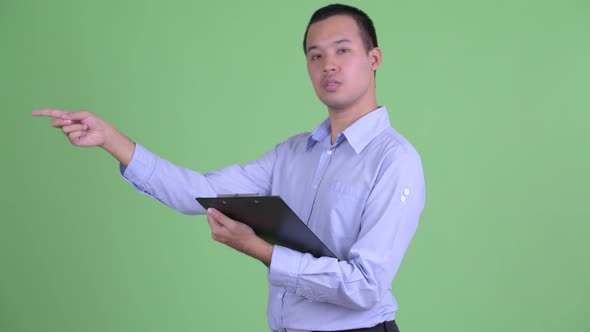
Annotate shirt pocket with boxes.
[319,181,366,254]
[328,181,363,199]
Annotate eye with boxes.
[310,54,322,61]
[337,48,350,54]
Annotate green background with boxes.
[2,0,589,331]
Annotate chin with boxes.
[320,98,351,111]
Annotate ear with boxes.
[369,47,383,71]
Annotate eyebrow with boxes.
[306,38,352,54]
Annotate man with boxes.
[32,4,425,332]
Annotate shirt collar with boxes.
[306,106,391,153]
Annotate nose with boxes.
[322,54,338,73]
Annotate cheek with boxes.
[307,67,322,86]
[348,60,372,82]
[306,65,313,80]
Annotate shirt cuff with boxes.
[268,245,303,291]
[119,143,158,191]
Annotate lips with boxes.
[323,79,341,91]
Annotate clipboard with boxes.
[196,195,337,259]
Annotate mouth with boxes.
[323,79,341,92]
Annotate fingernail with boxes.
[63,119,72,125]
[207,208,217,215]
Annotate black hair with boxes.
[303,4,378,54]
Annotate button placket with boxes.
[302,145,335,222]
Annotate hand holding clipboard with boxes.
[196,195,338,259]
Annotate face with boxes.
[305,15,381,112]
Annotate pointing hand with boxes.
[32,109,110,147]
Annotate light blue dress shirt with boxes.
[121,107,425,331]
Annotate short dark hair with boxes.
[303,4,378,54]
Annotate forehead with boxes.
[306,15,362,49]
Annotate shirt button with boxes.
[327,149,333,155]
[277,293,283,299]
[312,184,319,190]
[404,188,410,195]
[401,196,407,202]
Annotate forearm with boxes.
[100,125,135,167]
[269,246,393,310]
[121,144,217,214]
[246,238,274,265]
[268,202,422,309]
[121,144,277,214]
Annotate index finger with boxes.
[31,109,68,118]
[207,208,238,227]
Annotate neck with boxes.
[328,100,378,145]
